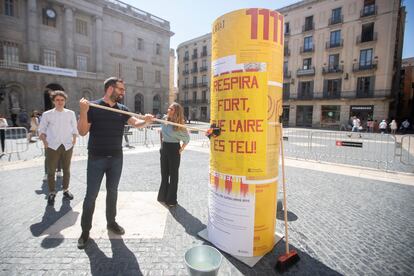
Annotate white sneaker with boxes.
[56,171,63,177]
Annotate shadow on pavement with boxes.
[35,176,63,196]
[223,240,342,276]
[276,209,298,222]
[29,199,79,248]
[169,205,206,238]
[85,238,142,276]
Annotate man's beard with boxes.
[110,92,123,103]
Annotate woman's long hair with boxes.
[167,102,186,131]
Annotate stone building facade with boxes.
[280,0,405,128]
[400,57,414,120]
[168,48,176,105]
[0,0,172,122]
[176,33,211,122]
[176,0,405,128]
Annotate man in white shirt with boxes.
[39,91,78,205]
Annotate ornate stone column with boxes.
[94,16,103,72]
[64,6,75,68]
[27,0,39,63]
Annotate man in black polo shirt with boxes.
[77,77,153,249]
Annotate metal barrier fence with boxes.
[309,131,395,169]
[0,127,29,161]
[282,128,404,170]
[1,125,412,172]
[400,135,414,166]
[282,128,313,160]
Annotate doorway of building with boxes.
[296,105,313,127]
[350,105,374,125]
[282,105,290,126]
[44,83,64,111]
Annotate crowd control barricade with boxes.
[1,127,29,161]
[400,135,414,166]
[308,131,395,169]
[282,128,312,160]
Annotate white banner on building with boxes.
[27,64,77,77]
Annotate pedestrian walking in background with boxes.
[18,109,29,129]
[348,116,362,138]
[157,102,190,207]
[123,125,134,148]
[400,119,410,134]
[367,119,374,133]
[390,119,398,135]
[352,116,361,132]
[28,110,39,142]
[77,77,153,250]
[379,119,388,134]
[0,114,8,157]
[38,91,78,206]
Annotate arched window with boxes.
[152,95,161,115]
[44,83,64,111]
[134,93,144,114]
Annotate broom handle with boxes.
[279,123,290,254]
[88,102,208,133]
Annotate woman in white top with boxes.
[390,119,398,135]
[29,110,39,142]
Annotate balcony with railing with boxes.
[201,51,208,57]
[190,83,198,88]
[198,82,208,88]
[322,65,343,75]
[283,70,291,79]
[284,47,290,57]
[104,0,170,30]
[183,56,189,62]
[297,90,314,100]
[350,90,389,98]
[360,5,377,18]
[285,89,391,100]
[352,62,377,72]
[181,99,210,105]
[297,66,315,76]
[192,53,198,60]
[322,90,341,99]
[283,89,290,100]
[284,29,290,36]
[325,39,344,49]
[328,15,343,26]
[199,66,208,72]
[182,69,189,75]
[356,32,377,44]
[182,84,189,89]
[191,67,198,74]
[300,46,314,54]
[302,22,314,32]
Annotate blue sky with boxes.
[124,0,413,58]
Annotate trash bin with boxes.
[184,245,223,276]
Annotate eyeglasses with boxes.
[113,86,126,92]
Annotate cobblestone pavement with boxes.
[1,148,414,275]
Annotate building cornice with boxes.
[177,33,211,50]
[277,0,321,14]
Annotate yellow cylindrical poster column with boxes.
[208,9,284,257]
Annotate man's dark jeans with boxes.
[81,155,123,232]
